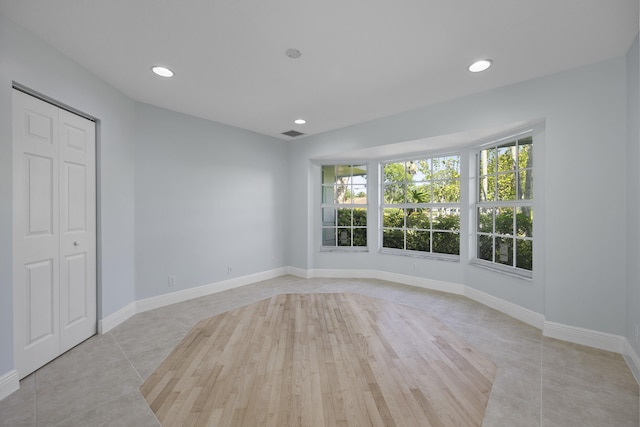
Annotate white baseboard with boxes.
[543,321,626,354]
[0,369,19,401]
[464,287,545,329]
[286,266,311,279]
[98,302,136,334]
[623,339,640,384]
[303,268,465,295]
[135,267,287,314]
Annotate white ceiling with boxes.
[1,0,638,140]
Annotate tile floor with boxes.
[1,276,638,426]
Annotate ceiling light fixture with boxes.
[294,118,307,125]
[151,66,174,77]
[468,59,492,73]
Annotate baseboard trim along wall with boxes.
[94,266,640,386]
[0,369,19,402]
[623,339,640,385]
[99,267,288,334]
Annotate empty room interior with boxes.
[1,1,640,426]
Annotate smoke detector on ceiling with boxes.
[285,48,302,59]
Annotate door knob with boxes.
[73,241,79,246]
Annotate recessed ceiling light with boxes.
[468,59,492,73]
[294,118,307,125]
[151,66,174,77]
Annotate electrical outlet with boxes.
[168,275,176,287]
[412,263,416,271]
[227,265,232,274]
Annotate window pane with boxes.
[336,184,349,204]
[337,228,352,246]
[322,208,336,226]
[383,163,406,183]
[414,159,430,180]
[406,209,430,229]
[433,232,460,255]
[478,234,493,261]
[383,208,404,228]
[407,182,430,203]
[433,208,460,231]
[353,208,367,227]
[352,164,367,180]
[405,160,419,179]
[383,229,404,249]
[337,208,352,226]
[407,230,431,252]
[518,137,533,169]
[352,184,367,203]
[518,169,533,200]
[497,142,517,172]
[479,176,495,202]
[478,208,493,233]
[479,148,496,175]
[516,239,533,270]
[516,207,533,237]
[496,237,513,266]
[322,228,336,246]
[321,185,334,204]
[497,172,517,200]
[495,207,514,235]
[322,165,336,185]
[384,183,405,204]
[434,179,460,203]
[432,156,460,180]
[407,230,430,251]
[353,228,367,247]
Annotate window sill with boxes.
[469,260,533,280]
[379,248,460,262]
[320,247,369,253]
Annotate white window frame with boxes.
[473,131,533,278]
[380,154,461,260]
[320,163,369,252]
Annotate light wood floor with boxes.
[140,293,496,426]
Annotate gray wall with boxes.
[134,103,287,299]
[627,34,640,356]
[288,55,628,335]
[0,15,137,376]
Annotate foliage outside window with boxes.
[476,134,533,274]
[321,164,367,249]
[381,156,461,256]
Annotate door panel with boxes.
[59,108,96,354]
[13,90,61,377]
[24,155,54,236]
[24,259,55,346]
[13,89,96,378]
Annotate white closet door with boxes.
[58,108,96,354]
[12,90,96,378]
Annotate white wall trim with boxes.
[623,339,640,384]
[98,302,136,334]
[285,266,311,279]
[0,369,19,401]
[300,268,465,295]
[135,267,287,315]
[543,321,626,354]
[464,287,545,329]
